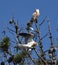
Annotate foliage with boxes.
[0,10,58,65]
[0,37,10,51]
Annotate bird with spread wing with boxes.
[15,33,37,51]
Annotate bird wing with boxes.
[17,40,37,49]
[19,33,31,37]
[18,44,32,49]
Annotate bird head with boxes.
[35,9,40,17]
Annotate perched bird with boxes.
[31,9,40,23]
[15,33,37,51]
[26,9,40,31]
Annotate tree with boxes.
[0,9,58,65]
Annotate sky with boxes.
[0,0,58,64]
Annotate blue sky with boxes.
[0,0,58,45]
[0,0,58,25]
[0,0,58,63]
[0,0,58,33]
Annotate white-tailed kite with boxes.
[15,33,37,51]
[26,9,40,30]
[31,9,40,23]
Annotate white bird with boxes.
[15,33,37,51]
[31,9,40,23]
